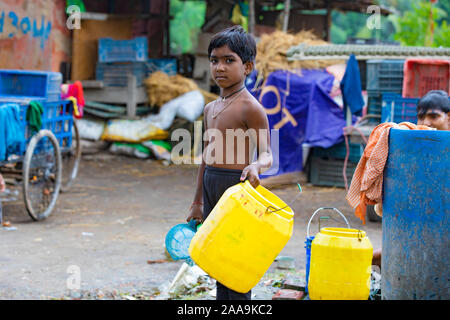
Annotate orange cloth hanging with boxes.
[346,122,433,224]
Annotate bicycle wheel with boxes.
[23,130,62,221]
[61,119,81,192]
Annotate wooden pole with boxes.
[249,0,255,35]
[282,0,291,32]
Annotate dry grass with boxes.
[144,71,218,107]
[255,30,344,85]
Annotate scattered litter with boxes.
[274,256,295,269]
[281,276,306,291]
[369,269,382,300]
[272,289,305,300]
[147,259,171,264]
[2,226,17,231]
[115,216,134,225]
[155,262,214,299]
[2,221,11,227]
[81,232,94,237]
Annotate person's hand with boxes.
[0,174,5,193]
[240,163,260,188]
[187,203,203,224]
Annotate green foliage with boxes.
[170,0,206,55]
[330,9,396,44]
[394,0,449,47]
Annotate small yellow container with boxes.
[308,227,373,300]
[189,180,294,293]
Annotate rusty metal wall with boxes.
[0,0,71,72]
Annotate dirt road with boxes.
[0,153,382,299]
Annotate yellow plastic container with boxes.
[189,180,294,293]
[308,227,373,300]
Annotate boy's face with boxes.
[417,109,449,130]
[209,45,252,89]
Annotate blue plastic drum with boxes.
[382,129,449,300]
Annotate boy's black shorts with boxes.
[202,165,252,300]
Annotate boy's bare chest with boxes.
[206,101,247,132]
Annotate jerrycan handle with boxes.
[306,207,351,238]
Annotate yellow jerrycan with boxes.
[189,180,294,293]
[307,207,373,300]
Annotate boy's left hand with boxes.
[240,163,260,188]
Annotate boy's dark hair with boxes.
[208,25,256,64]
[417,90,450,117]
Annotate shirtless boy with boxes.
[186,26,272,300]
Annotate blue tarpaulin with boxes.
[246,69,346,176]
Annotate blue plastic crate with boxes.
[147,58,177,76]
[312,141,364,163]
[367,92,400,116]
[98,37,148,63]
[309,157,357,188]
[381,93,450,124]
[19,100,73,154]
[366,60,404,93]
[381,93,417,123]
[0,70,62,102]
[96,62,148,87]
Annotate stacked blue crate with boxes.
[98,37,148,63]
[381,93,450,124]
[309,141,364,188]
[0,70,62,102]
[96,37,178,87]
[147,58,177,76]
[96,37,149,87]
[96,62,148,87]
[366,60,404,121]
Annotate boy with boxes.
[186,26,272,300]
[372,89,450,268]
[416,90,449,130]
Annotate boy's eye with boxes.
[226,58,234,63]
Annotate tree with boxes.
[170,0,206,54]
[394,0,449,47]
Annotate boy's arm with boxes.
[186,105,210,223]
[240,102,273,188]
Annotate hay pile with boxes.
[255,30,344,81]
[144,71,218,107]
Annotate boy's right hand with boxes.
[187,204,203,224]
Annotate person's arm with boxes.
[240,102,272,188]
[186,106,210,224]
[187,160,206,224]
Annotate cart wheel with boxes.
[61,119,81,192]
[23,130,62,221]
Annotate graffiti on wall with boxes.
[0,10,52,49]
[0,0,70,72]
